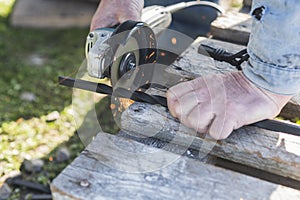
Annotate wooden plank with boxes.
[10,0,97,28]
[120,37,300,181]
[243,0,252,7]
[51,132,300,200]
[211,11,252,45]
[281,95,300,120]
[121,102,300,181]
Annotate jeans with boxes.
[243,0,300,95]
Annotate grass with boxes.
[0,26,86,122]
[0,0,84,184]
[0,0,15,18]
[0,1,119,199]
[230,0,243,9]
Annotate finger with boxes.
[172,87,210,120]
[90,19,117,31]
[200,74,231,139]
[184,102,214,134]
[167,81,195,117]
[119,12,141,23]
[167,78,207,117]
[166,89,179,118]
[168,81,194,100]
[208,114,235,140]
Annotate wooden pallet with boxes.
[51,132,300,200]
[243,0,252,7]
[51,37,300,199]
[51,9,300,200]
[211,11,251,45]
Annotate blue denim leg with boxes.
[242,0,300,95]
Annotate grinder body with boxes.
[85,5,172,80]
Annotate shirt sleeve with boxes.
[242,0,300,95]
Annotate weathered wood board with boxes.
[281,95,300,120]
[211,11,252,45]
[121,103,300,181]
[51,132,300,200]
[120,37,300,181]
[10,0,97,28]
[243,0,253,7]
[51,28,300,200]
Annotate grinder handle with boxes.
[141,5,172,34]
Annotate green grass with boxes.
[0,0,15,17]
[230,0,243,9]
[0,0,85,185]
[0,1,118,198]
[0,26,87,122]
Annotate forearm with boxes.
[242,0,300,95]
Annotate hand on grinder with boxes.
[167,71,292,140]
[90,0,144,31]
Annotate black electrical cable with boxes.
[198,44,249,70]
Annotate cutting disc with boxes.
[109,21,157,89]
[107,21,158,128]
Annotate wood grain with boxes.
[211,11,252,45]
[51,37,300,200]
[51,133,300,200]
[120,37,300,181]
[121,102,300,181]
[11,0,96,28]
[243,0,253,7]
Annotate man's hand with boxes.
[167,71,292,140]
[90,0,144,31]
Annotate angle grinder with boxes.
[85,2,224,88]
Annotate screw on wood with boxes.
[80,179,90,187]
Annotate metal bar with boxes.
[59,76,300,136]
[252,119,300,136]
[58,76,112,95]
[59,76,167,106]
